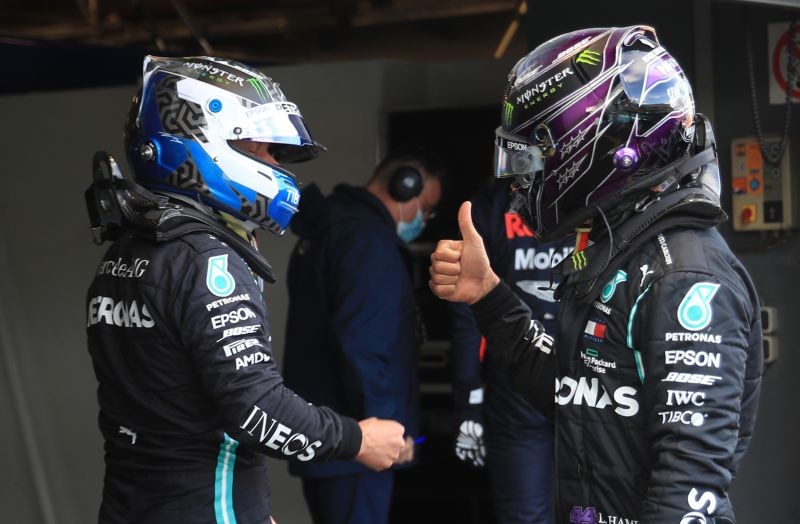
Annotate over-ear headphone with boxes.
[388,165,423,202]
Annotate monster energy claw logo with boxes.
[575,50,602,66]
[503,102,514,126]
[247,78,270,103]
[571,251,587,270]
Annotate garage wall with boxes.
[711,4,800,522]
[0,86,137,523]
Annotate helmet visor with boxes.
[243,102,325,163]
[494,126,544,179]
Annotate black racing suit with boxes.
[86,228,361,523]
[469,189,763,524]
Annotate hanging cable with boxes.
[131,0,168,52]
[595,205,615,276]
[169,0,214,55]
[746,14,797,165]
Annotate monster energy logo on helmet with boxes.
[575,49,601,66]
[247,78,271,103]
[503,102,514,127]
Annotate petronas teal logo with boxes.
[207,254,236,297]
[677,282,720,331]
[600,270,627,303]
[576,50,602,66]
[247,78,270,103]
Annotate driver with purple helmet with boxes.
[430,25,763,524]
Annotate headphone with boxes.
[388,165,424,202]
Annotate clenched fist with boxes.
[429,201,500,304]
[355,417,405,471]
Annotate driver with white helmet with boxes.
[85,56,405,524]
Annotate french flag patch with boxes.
[584,318,606,342]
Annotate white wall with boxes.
[0,57,512,523]
[0,85,136,524]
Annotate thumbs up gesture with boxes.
[429,201,500,305]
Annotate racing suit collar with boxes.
[553,184,726,303]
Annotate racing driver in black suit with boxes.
[429,26,763,524]
[85,55,405,523]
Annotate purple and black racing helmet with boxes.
[495,26,698,240]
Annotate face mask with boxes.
[396,201,425,244]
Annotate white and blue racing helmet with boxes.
[124,55,325,234]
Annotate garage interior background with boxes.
[1,0,798,522]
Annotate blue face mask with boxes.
[396,204,425,244]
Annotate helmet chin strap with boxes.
[218,211,258,242]
[568,207,614,292]
[573,227,591,253]
[160,193,260,241]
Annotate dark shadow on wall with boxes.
[0,38,147,94]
